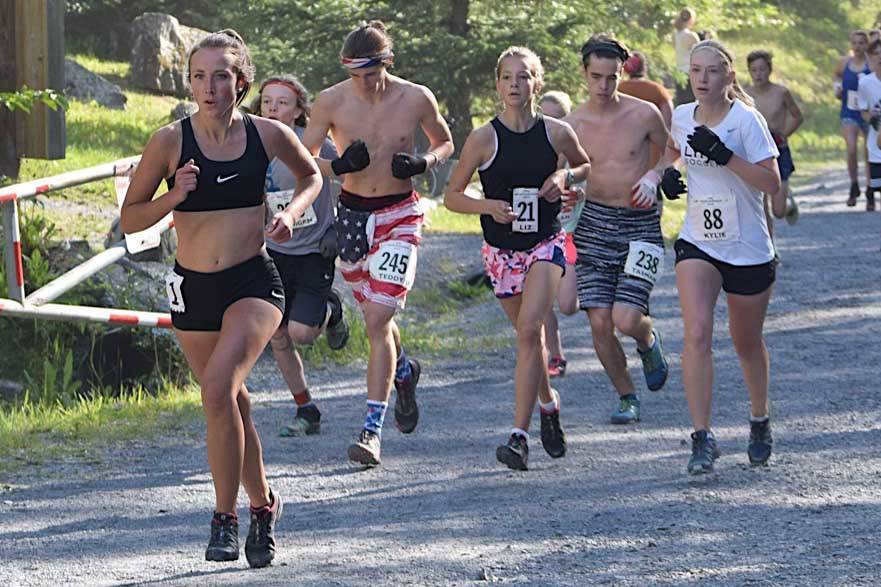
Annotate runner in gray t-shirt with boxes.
[256,75,350,437]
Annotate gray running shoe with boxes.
[279,404,321,437]
[687,430,721,475]
[496,433,529,471]
[348,428,381,467]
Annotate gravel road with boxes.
[2,170,880,586]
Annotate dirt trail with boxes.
[2,170,880,586]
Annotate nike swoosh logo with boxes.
[216,173,239,184]
[271,290,285,299]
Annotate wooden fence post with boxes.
[14,0,65,162]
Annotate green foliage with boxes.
[0,87,68,114]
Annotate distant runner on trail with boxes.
[537,90,583,381]
[253,74,350,438]
[835,30,872,207]
[302,21,454,467]
[663,39,781,475]
[445,46,590,471]
[745,49,804,257]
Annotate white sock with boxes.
[511,427,529,441]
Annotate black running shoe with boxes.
[394,359,420,433]
[205,512,239,562]
[539,391,566,459]
[847,182,859,207]
[347,428,381,466]
[687,430,721,475]
[496,433,529,471]
[245,490,283,568]
[748,419,773,465]
[866,188,876,212]
[325,289,350,351]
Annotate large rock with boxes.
[130,12,208,97]
[64,58,127,110]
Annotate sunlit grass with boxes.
[0,381,202,476]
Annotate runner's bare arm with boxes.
[444,126,515,224]
[659,136,683,169]
[418,87,454,168]
[540,119,590,201]
[646,105,672,172]
[834,56,846,98]
[121,125,187,233]
[728,156,780,196]
[782,89,804,137]
[302,90,338,177]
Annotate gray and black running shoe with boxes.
[245,490,283,568]
[496,433,529,471]
[394,359,421,433]
[748,419,773,465]
[687,430,721,475]
[205,512,239,562]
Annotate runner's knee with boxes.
[516,318,544,348]
[270,329,293,352]
[287,322,321,345]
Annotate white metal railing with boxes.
[0,157,174,329]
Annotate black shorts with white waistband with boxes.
[167,251,285,331]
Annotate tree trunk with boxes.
[0,0,20,179]
[447,0,472,157]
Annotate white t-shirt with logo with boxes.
[857,72,881,163]
[672,99,779,266]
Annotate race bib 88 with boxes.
[687,192,740,242]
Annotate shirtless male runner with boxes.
[303,21,454,466]
[746,50,804,241]
[566,34,671,424]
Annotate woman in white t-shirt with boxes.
[660,39,781,475]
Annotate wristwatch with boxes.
[565,169,576,188]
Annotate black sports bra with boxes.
[167,114,269,212]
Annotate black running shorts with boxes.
[167,251,285,331]
[268,249,335,327]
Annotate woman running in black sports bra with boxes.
[121,30,321,568]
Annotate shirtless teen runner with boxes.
[746,50,804,246]
[566,35,671,425]
[302,21,454,466]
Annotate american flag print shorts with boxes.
[337,192,423,309]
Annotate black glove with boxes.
[318,224,339,260]
[331,140,370,176]
[659,167,686,200]
[870,114,881,132]
[391,152,428,179]
[687,125,734,166]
